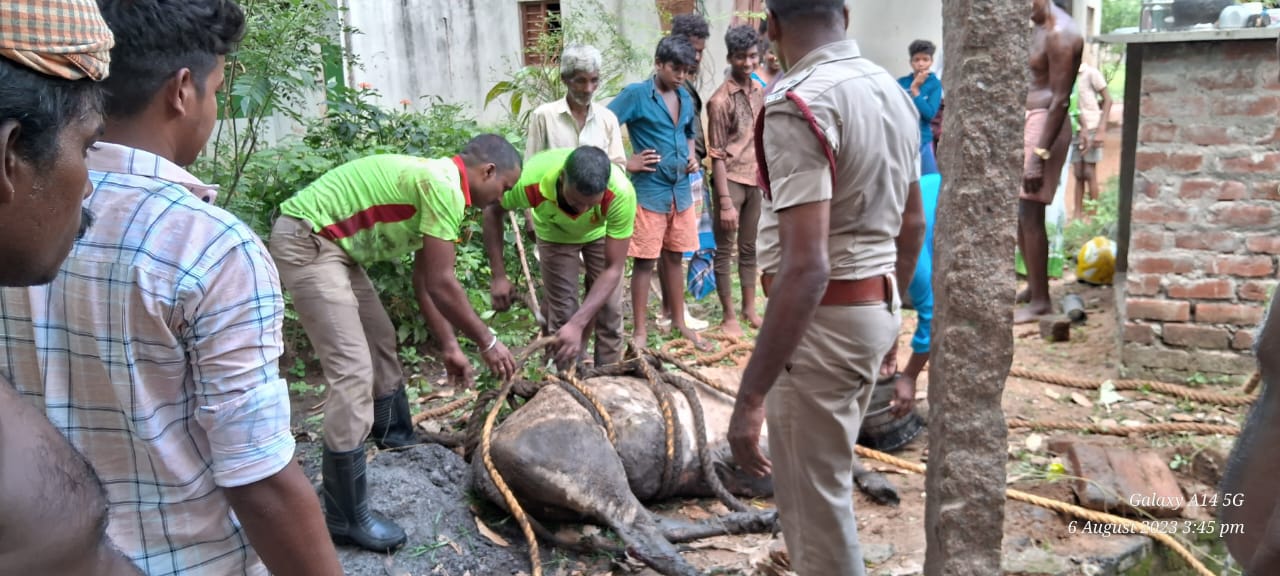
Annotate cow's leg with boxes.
[853,453,900,507]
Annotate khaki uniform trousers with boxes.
[766,279,901,576]
[537,237,624,366]
[267,215,405,452]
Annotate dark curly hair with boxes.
[725,25,760,58]
[909,40,936,58]
[670,13,710,40]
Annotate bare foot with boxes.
[720,317,744,338]
[744,310,763,329]
[631,330,648,352]
[1013,304,1052,325]
[1015,288,1031,304]
[680,327,713,352]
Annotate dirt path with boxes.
[287,273,1248,575]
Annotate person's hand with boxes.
[552,323,585,370]
[879,340,899,380]
[480,338,517,381]
[1024,156,1045,196]
[1084,133,1100,153]
[490,277,515,311]
[728,395,772,478]
[890,373,917,419]
[686,156,700,174]
[718,202,739,232]
[627,150,661,173]
[442,346,475,388]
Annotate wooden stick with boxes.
[508,211,544,327]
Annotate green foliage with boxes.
[1064,175,1120,262]
[200,81,538,358]
[1102,0,1142,33]
[206,0,355,204]
[484,0,651,130]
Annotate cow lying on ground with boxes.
[470,364,903,575]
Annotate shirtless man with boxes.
[1015,0,1082,323]
[0,0,140,572]
[1218,34,1280,575]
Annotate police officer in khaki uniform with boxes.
[727,1,925,573]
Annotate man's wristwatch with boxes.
[1033,147,1051,161]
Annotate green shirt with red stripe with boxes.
[501,148,637,245]
[278,154,472,267]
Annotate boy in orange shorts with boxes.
[609,35,708,350]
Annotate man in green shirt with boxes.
[267,134,521,552]
[483,146,636,368]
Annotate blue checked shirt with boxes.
[0,143,294,576]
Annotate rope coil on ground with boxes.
[1007,418,1239,437]
[852,445,1216,576]
[1009,367,1259,407]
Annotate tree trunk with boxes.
[924,0,1028,574]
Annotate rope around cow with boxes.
[463,337,759,576]
[415,335,1255,575]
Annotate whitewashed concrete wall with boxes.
[846,0,945,79]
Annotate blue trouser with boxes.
[908,172,941,355]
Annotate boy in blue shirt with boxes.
[898,39,943,176]
[608,35,706,350]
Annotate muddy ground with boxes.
[288,272,1250,575]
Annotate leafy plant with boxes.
[484,0,652,130]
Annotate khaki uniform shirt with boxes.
[756,40,922,282]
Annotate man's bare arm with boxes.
[226,462,342,576]
[1220,293,1280,567]
[894,180,925,301]
[0,378,142,575]
[1038,31,1084,151]
[412,248,463,354]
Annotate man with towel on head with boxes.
[0,1,140,573]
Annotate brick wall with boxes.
[1122,38,1280,382]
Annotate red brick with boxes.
[1128,298,1191,322]
[1052,441,1185,519]
[1239,280,1278,302]
[1213,95,1280,117]
[1129,231,1168,252]
[1130,255,1197,275]
[1178,179,1247,201]
[1136,151,1167,172]
[1210,204,1275,228]
[1131,204,1191,225]
[1253,181,1280,201]
[1163,324,1231,349]
[1141,94,1208,119]
[1141,75,1179,93]
[1175,231,1239,253]
[1127,275,1163,297]
[1167,279,1235,300]
[1179,124,1233,146]
[1196,303,1266,325]
[1166,153,1206,172]
[1193,70,1257,91]
[1139,123,1178,144]
[1125,323,1157,345]
[1233,330,1257,351]
[1221,153,1280,174]
[1138,178,1161,199]
[1246,236,1280,255]
[1207,255,1275,278]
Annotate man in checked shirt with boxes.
[0,0,342,574]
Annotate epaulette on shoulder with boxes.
[764,66,818,106]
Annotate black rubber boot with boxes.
[371,386,418,450]
[322,445,407,552]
